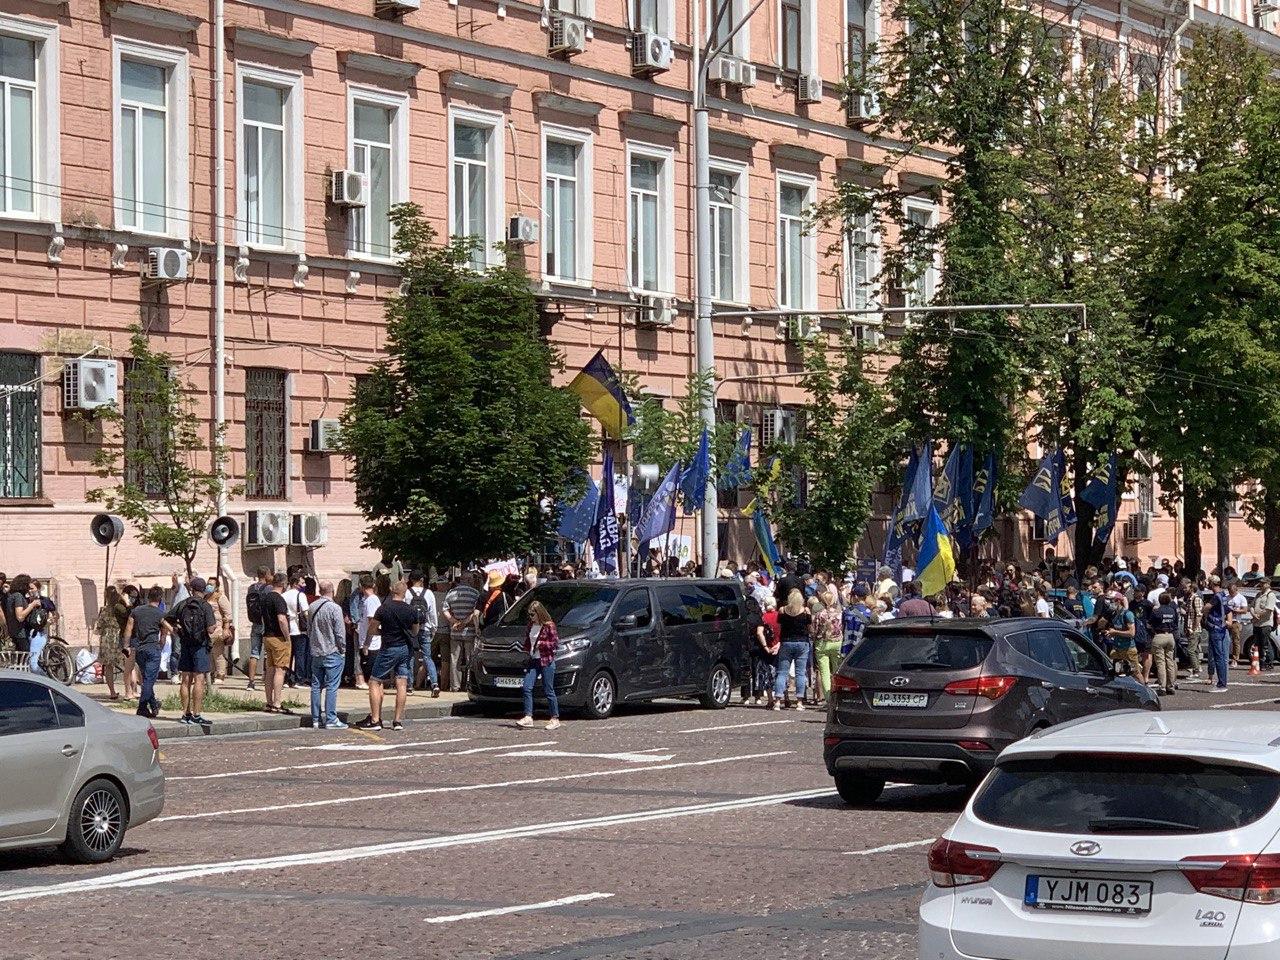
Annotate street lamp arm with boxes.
[699,0,771,90]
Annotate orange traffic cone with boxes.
[1250,647,1262,676]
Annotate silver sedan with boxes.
[0,669,164,863]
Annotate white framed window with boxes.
[902,200,939,307]
[626,142,675,295]
[633,0,674,35]
[0,17,58,222]
[844,210,879,311]
[113,39,189,238]
[776,173,816,310]
[552,0,596,16]
[541,125,592,285]
[708,0,750,59]
[449,107,504,270]
[708,160,748,304]
[236,64,304,251]
[347,86,408,260]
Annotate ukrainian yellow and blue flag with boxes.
[569,351,634,438]
[916,503,956,598]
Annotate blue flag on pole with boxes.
[917,504,957,598]
[904,440,934,526]
[719,426,753,490]
[591,451,620,574]
[935,443,975,542]
[885,448,919,561]
[636,462,681,545]
[1054,448,1078,528]
[750,507,783,580]
[1081,454,1117,508]
[972,451,997,538]
[679,429,711,516]
[1020,450,1064,542]
[556,471,599,544]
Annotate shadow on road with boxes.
[785,783,971,814]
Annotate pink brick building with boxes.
[0,0,1269,639]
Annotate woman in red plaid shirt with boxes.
[517,601,561,730]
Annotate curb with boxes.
[153,699,481,740]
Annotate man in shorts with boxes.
[245,566,272,691]
[357,580,420,732]
[260,573,292,712]
[166,577,217,725]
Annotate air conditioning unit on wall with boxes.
[636,295,675,327]
[549,15,588,56]
[308,418,343,453]
[330,170,368,208]
[1125,511,1153,542]
[246,509,291,547]
[797,74,823,104]
[508,215,539,245]
[63,358,118,411]
[291,512,328,547]
[145,247,189,283]
[631,31,673,74]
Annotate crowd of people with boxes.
[728,555,1279,708]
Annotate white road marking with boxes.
[1,785,832,903]
[424,892,613,924]
[496,750,674,763]
[1210,696,1280,709]
[842,838,934,856]
[169,744,474,781]
[676,719,795,734]
[453,741,558,755]
[152,751,794,822]
[290,737,472,753]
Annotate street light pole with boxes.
[694,94,717,576]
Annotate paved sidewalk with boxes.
[75,675,475,739]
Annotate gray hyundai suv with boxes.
[823,617,1159,805]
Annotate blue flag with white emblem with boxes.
[591,451,620,574]
[935,443,975,544]
[636,462,681,545]
[679,428,711,516]
[971,451,997,538]
[1020,450,1064,542]
[1054,448,1078,528]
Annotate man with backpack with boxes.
[166,577,217,725]
[406,571,440,697]
[244,566,272,691]
[282,567,311,689]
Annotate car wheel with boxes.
[581,670,616,720]
[61,779,127,864]
[700,662,733,709]
[834,772,885,807]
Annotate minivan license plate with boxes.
[1024,875,1152,915]
[492,676,524,689]
[871,692,929,708]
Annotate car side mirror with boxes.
[614,613,639,630]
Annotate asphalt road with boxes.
[5,670,1280,960]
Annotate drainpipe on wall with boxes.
[212,0,232,612]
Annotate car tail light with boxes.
[832,674,861,694]
[147,725,160,751]
[1181,854,1280,903]
[943,675,1018,700]
[956,739,992,752]
[928,837,1002,887]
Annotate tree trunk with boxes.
[1265,485,1280,577]
[1183,482,1204,576]
[1216,500,1232,576]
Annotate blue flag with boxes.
[636,462,681,545]
[591,451,620,574]
[719,426,753,490]
[1020,450,1064,542]
[935,443,975,543]
[750,507,783,580]
[972,451,997,537]
[1081,454,1117,508]
[904,440,934,526]
[1054,448,1078,528]
[556,470,599,544]
[679,428,711,516]
[885,448,918,559]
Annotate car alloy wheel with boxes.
[80,788,123,854]
[591,674,615,716]
[703,664,732,708]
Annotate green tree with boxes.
[624,370,739,496]
[825,0,1166,569]
[342,205,593,568]
[87,328,234,578]
[760,336,900,571]
[1138,29,1280,572]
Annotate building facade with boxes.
[0,0,1271,639]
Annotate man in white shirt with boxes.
[356,575,381,690]
[1227,581,1251,665]
[1147,574,1168,607]
[406,571,440,695]
[1034,583,1052,618]
[282,569,311,689]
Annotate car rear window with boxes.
[846,630,993,672]
[974,754,1280,835]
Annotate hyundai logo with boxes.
[1070,841,1102,857]
[889,676,910,687]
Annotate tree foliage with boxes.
[87,328,233,578]
[342,205,593,568]
[624,369,738,492]
[761,336,902,571]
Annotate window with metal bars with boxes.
[245,368,287,500]
[123,360,169,497]
[0,352,40,498]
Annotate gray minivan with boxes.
[468,578,750,719]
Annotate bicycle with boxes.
[36,634,80,685]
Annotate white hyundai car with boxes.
[919,709,1280,960]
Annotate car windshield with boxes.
[846,630,993,672]
[973,754,1280,835]
[499,584,620,630]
